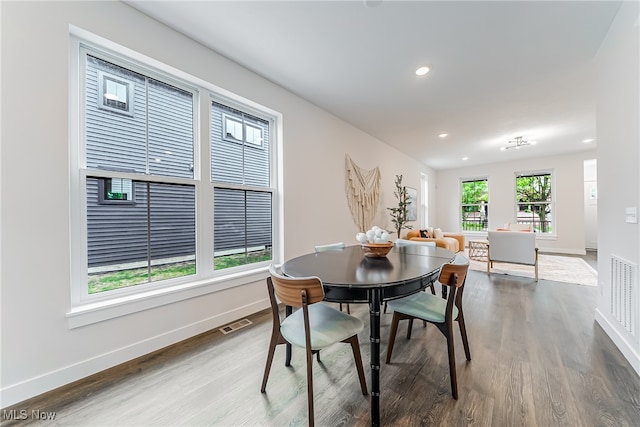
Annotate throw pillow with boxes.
[434,228,444,239]
[420,229,428,238]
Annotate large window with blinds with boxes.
[515,171,553,233]
[72,41,278,307]
[461,178,489,231]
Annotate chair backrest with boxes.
[438,263,469,289]
[488,230,536,265]
[395,238,436,247]
[268,264,325,307]
[504,222,533,232]
[314,242,345,252]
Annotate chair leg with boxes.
[346,303,351,314]
[406,318,414,339]
[457,313,471,361]
[385,312,401,364]
[261,331,281,392]
[437,323,458,400]
[346,336,368,395]
[429,282,436,295]
[305,344,315,427]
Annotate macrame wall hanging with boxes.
[345,154,381,232]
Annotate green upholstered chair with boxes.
[314,242,350,313]
[384,239,436,314]
[385,254,470,399]
[261,264,367,427]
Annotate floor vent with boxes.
[610,255,638,340]
[219,318,253,335]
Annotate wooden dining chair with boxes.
[385,254,470,399]
[314,242,351,313]
[261,264,368,426]
[383,239,436,314]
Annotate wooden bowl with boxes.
[361,242,394,257]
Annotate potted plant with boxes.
[387,174,413,238]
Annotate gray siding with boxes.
[87,178,195,268]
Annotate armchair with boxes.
[487,231,538,280]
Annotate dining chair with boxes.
[261,264,368,426]
[314,242,350,313]
[383,239,437,314]
[385,254,470,399]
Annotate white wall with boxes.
[0,2,431,406]
[434,150,597,254]
[594,1,640,376]
[584,159,598,250]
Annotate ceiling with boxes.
[126,0,621,170]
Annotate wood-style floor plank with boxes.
[3,262,640,426]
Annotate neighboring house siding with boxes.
[86,178,196,268]
[85,59,272,269]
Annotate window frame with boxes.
[514,170,555,234]
[68,29,282,328]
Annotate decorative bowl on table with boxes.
[361,242,394,258]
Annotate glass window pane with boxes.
[516,173,552,232]
[211,102,270,187]
[461,179,488,231]
[148,79,194,178]
[213,188,272,270]
[86,178,195,293]
[86,56,147,173]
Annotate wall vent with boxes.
[610,255,638,340]
[219,318,252,335]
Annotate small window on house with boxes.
[224,116,243,141]
[223,114,263,147]
[97,71,134,116]
[98,177,135,204]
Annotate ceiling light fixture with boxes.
[582,138,595,143]
[462,157,469,161]
[500,136,535,151]
[415,66,430,76]
[439,133,448,138]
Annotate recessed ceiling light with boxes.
[582,138,595,143]
[439,133,448,138]
[415,66,430,76]
[462,157,469,161]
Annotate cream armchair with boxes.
[487,231,538,280]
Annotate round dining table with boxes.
[282,244,455,427]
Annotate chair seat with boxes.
[387,292,459,324]
[281,304,364,350]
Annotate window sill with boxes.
[66,267,269,329]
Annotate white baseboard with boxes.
[1,299,269,408]
[595,308,640,377]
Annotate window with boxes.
[71,39,278,310]
[212,102,272,269]
[83,53,197,295]
[223,114,264,147]
[515,172,553,233]
[461,178,488,231]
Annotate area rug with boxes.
[466,252,598,286]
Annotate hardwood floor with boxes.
[4,259,640,426]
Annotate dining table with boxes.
[281,243,455,426]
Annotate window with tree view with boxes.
[516,172,553,233]
[461,179,488,231]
